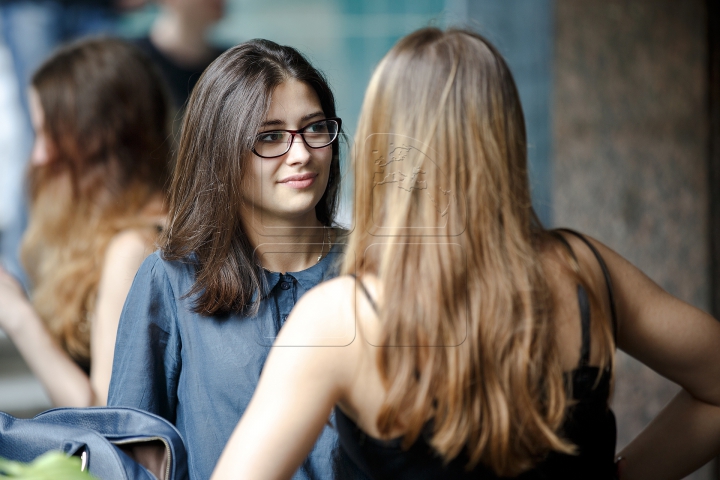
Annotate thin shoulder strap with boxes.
[349,273,379,314]
[552,233,593,365]
[555,228,618,343]
[576,284,592,366]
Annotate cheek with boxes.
[245,154,272,182]
[257,158,282,184]
[316,146,334,174]
[239,158,261,201]
[248,157,284,201]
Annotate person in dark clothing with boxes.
[212,28,720,480]
[135,0,225,108]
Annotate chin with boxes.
[282,203,320,220]
[283,190,324,210]
[253,201,317,224]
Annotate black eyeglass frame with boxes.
[251,117,343,159]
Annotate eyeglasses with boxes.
[252,117,342,159]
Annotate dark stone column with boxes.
[553,1,712,478]
[708,0,720,477]
[709,0,720,320]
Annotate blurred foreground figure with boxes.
[213,28,720,480]
[0,0,119,287]
[136,0,225,108]
[0,38,171,407]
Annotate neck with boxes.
[241,209,331,274]
[150,9,213,67]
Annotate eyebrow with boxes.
[260,111,325,128]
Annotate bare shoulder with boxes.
[105,229,158,266]
[294,275,357,317]
[552,229,662,302]
[269,276,361,397]
[549,229,676,341]
[548,231,606,281]
[547,230,635,299]
[538,230,624,366]
[274,276,357,347]
[100,229,160,284]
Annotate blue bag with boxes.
[0,407,188,480]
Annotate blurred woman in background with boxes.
[137,0,226,108]
[212,27,720,480]
[0,37,171,407]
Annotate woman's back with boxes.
[212,27,720,480]
[333,231,617,479]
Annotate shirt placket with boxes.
[277,273,298,328]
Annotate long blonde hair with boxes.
[342,28,614,475]
[20,38,171,367]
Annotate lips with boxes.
[278,172,318,189]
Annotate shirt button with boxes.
[280,281,291,290]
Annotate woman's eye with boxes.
[258,132,285,143]
[306,121,328,133]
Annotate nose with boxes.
[285,133,311,166]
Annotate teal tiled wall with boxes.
[121,0,555,226]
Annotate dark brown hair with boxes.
[161,39,341,315]
[343,28,614,475]
[21,37,172,364]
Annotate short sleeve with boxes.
[108,253,181,423]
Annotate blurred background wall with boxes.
[0,1,717,477]
[553,1,714,479]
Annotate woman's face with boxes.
[241,79,333,227]
[28,88,51,166]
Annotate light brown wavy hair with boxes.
[342,27,615,475]
[160,39,341,315]
[20,38,172,368]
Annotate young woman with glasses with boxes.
[108,40,363,480]
[212,28,720,479]
[0,38,171,408]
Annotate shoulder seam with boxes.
[148,254,182,364]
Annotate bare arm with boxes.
[0,266,94,407]
[91,230,156,405]
[212,278,357,480]
[0,230,154,407]
[618,389,720,480]
[567,235,720,479]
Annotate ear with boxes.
[30,134,53,166]
[28,88,54,166]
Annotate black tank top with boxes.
[337,230,618,479]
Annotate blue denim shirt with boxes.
[108,243,363,480]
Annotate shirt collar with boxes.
[253,242,344,300]
[258,270,281,298]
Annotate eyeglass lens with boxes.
[254,119,339,158]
